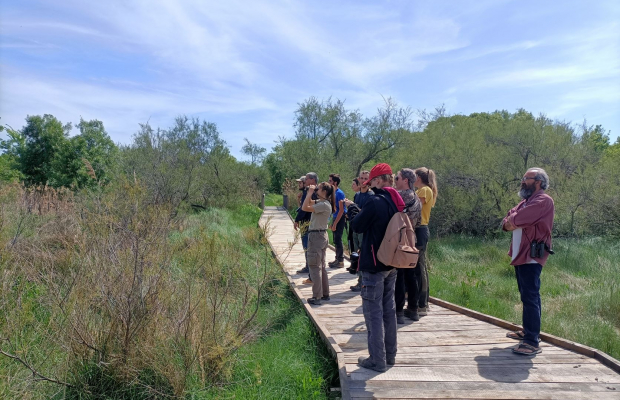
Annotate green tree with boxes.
[241,138,267,165]
[49,118,119,189]
[0,127,25,183]
[14,114,71,185]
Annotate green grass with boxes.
[175,205,339,399]
[428,235,620,359]
[0,204,338,399]
[264,193,283,207]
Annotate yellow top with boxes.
[416,186,435,226]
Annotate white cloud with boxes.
[1,0,619,149]
[0,67,278,144]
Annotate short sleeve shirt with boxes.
[333,188,347,219]
[416,186,434,226]
[309,200,332,230]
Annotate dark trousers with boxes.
[332,217,346,262]
[395,268,419,312]
[415,226,430,309]
[515,263,542,347]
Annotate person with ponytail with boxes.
[301,182,336,305]
[413,167,437,316]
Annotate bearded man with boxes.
[502,168,555,356]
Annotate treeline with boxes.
[2,101,619,238]
[0,114,267,208]
[266,98,620,237]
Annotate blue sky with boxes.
[1,0,619,160]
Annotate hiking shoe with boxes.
[297,266,309,274]
[404,308,420,321]
[396,311,405,325]
[307,297,321,305]
[329,260,344,268]
[350,284,361,292]
[302,278,312,285]
[386,355,396,366]
[357,356,387,373]
[321,295,330,301]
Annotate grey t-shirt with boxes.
[309,200,332,230]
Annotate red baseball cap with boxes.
[364,163,392,186]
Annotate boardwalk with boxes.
[259,206,620,400]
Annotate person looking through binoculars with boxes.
[302,182,337,305]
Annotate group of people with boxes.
[292,163,555,372]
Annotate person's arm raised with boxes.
[301,185,316,212]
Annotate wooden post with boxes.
[260,193,265,209]
[282,194,289,210]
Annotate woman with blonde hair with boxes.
[301,182,336,305]
[413,167,437,317]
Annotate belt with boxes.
[308,229,326,233]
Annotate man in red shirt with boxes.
[502,168,555,356]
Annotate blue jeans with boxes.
[515,263,542,347]
[361,269,398,368]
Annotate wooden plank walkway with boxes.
[259,206,620,399]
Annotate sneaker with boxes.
[357,356,387,373]
[418,307,428,317]
[302,278,312,285]
[297,266,309,274]
[396,311,405,325]
[404,308,420,321]
[329,261,345,269]
[350,284,361,292]
[386,355,396,366]
[307,297,321,305]
[321,295,330,301]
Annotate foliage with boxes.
[2,114,267,209]
[48,118,119,189]
[121,115,267,208]
[241,138,267,165]
[1,116,119,190]
[1,115,71,186]
[0,182,315,399]
[269,100,619,237]
[267,97,414,192]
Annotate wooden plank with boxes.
[344,355,598,366]
[348,380,620,391]
[430,296,620,374]
[349,387,620,400]
[345,364,620,384]
[341,342,557,356]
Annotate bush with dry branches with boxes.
[0,181,271,398]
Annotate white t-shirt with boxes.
[511,228,538,264]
